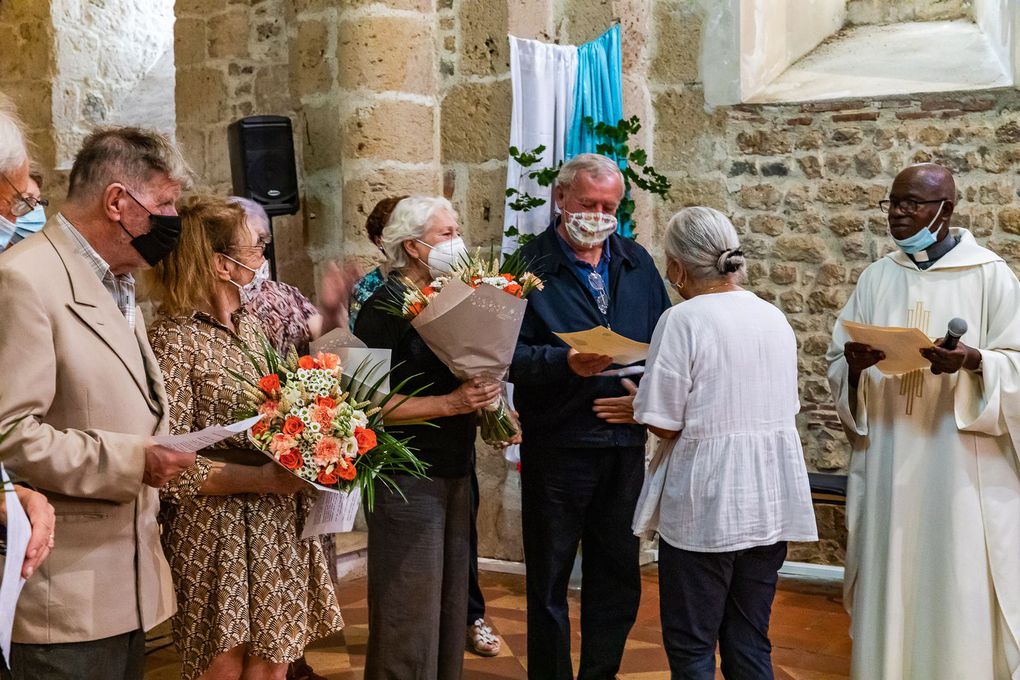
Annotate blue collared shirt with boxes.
[554,226,611,313]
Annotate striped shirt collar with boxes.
[57,213,137,330]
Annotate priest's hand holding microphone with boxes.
[920,318,982,375]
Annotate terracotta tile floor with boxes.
[144,566,850,679]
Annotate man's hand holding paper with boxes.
[555,327,650,369]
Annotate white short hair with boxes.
[228,196,270,236]
[380,196,457,269]
[0,98,27,176]
[665,207,747,282]
[556,153,624,195]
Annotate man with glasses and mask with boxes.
[0,103,31,254]
[509,153,670,680]
[828,163,1020,680]
[0,127,198,680]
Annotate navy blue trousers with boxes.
[658,539,787,680]
[521,446,645,680]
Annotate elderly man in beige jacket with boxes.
[0,126,197,680]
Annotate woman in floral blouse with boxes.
[147,195,344,680]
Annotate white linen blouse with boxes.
[632,290,818,552]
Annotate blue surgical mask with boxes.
[0,215,13,250]
[13,203,46,242]
[892,201,944,255]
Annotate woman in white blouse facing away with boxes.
[632,207,817,679]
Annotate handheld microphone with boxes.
[940,318,968,350]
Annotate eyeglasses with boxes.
[878,198,947,215]
[228,240,272,255]
[588,270,609,316]
[2,174,47,217]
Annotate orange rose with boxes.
[279,448,303,470]
[470,275,482,286]
[258,374,280,394]
[317,468,339,486]
[421,286,436,297]
[283,416,305,436]
[407,302,423,317]
[251,419,269,437]
[354,427,378,455]
[505,282,523,297]
[316,352,340,370]
[338,461,357,481]
[298,355,317,370]
[501,273,515,282]
[315,395,337,410]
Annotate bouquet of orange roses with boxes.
[386,250,543,445]
[230,341,428,515]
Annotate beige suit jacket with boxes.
[0,221,175,644]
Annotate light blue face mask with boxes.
[13,203,46,242]
[892,201,944,255]
[0,217,13,250]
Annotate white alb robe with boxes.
[828,228,1020,680]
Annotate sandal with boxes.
[466,617,502,656]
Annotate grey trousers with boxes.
[364,474,471,680]
[2,629,145,680]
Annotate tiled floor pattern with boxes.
[145,566,851,679]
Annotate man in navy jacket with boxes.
[510,154,670,680]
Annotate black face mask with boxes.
[120,189,182,266]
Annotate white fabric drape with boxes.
[502,35,577,255]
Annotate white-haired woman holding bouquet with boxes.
[353,195,501,680]
[629,207,817,679]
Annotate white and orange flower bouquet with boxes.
[384,249,543,445]
[230,343,428,511]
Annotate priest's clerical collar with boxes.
[909,232,959,270]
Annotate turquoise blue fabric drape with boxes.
[565,25,630,235]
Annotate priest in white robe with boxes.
[828,163,1020,680]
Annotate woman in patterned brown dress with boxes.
[146,195,344,680]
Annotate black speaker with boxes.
[227,115,299,217]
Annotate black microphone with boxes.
[940,318,968,350]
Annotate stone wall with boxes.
[51,0,176,169]
[846,0,973,24]
[0,2,58,191]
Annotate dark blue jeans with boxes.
[467,464,485,623]
[658,539,788,680]
[520,446,644,680]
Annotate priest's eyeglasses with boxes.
[878,198,946,215]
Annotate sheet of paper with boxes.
[0,464,30,669]
[555,327,650,366]
[310,331,392,396]
[153,415,263,453]
[503,383,520,466]
[301,487,362,539]
[842,320,935,375]
[309,327,367,353]
[337,347,392,394]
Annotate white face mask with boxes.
[224,255,270,305]
[416,236,467,275]
[564,211,617,248]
